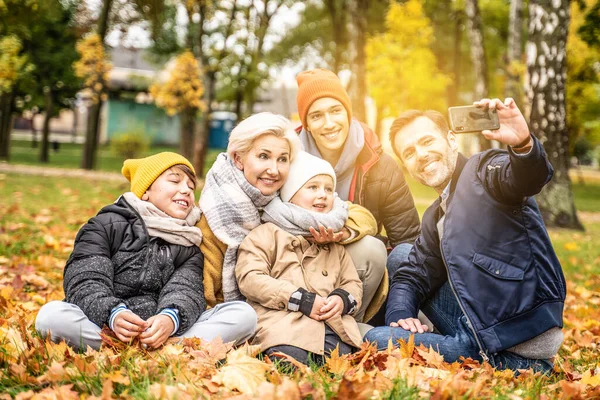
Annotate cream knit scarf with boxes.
[262,195,348,236]
[199,153,276,301]
[122,192,203,247]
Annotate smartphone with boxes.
[448,105,500,133]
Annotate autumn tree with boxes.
[527,0,582,229]
[27,0,80,163]
[80,0,113,170]
[566,0,600,153]
[366,0,451,120]
[73,34,111,169]
[150,51,205,161]
[0,36,31,161]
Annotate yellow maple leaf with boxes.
[581,368,600,386]
[399,334,415,359]
[103,370,131,386]
[325,346,351,375]
[212,347,271,394]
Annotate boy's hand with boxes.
[113,311,147,342]
[319,295,344,321]
[308,225,344,244]
[309,295,328,320]
[140,315,174,348]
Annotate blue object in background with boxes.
[209,112,237,150]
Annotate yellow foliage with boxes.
[0,35,31,94]
[150,51,206,116]
[73,34,111,103]
[366,0,451,118]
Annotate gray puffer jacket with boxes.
[63,196,205,335]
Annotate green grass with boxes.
[7,140,223,173]
[572,182,600,212]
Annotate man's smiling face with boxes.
[305,97,350,154]
[393,116,458,192]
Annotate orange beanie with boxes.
[296,69,352,128]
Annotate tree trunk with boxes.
[348,0,368,123]
[449,11,463,107]
[0,91,15,161]
[325,0,347,73]
[464,0,492,151]
[81,0,112,170]
[179,109,195,161]
[506,0,524,101]
[41,91,54,163]
[526,0,582,230]
[82,102,102,169]
[195,70,216,177]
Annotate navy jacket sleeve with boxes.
[63,217,123,327]
[385,216,447,325]
[478,135,554,204]
[158,246,206,335]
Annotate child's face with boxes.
[289,174,334,213]
[143,167,196,219]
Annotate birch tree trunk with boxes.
[464,0,492,151]
[348,0,367,123]
[526,0,583,230]
[506,0,524,100]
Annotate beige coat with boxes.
[236,223,363,355]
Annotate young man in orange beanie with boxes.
[296,68,421,325]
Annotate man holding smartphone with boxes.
[364,98,566,373]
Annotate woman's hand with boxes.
[319,295,344,321]
[112,311,147,342]
[308,225,346,244]
[140,315,175,349]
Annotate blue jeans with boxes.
[369,245,554,374]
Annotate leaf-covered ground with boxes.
[1,172,599,399]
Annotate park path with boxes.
[0,162,126,182]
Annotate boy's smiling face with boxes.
[289,174,335,213]
[142,167,196,219]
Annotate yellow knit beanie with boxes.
[122,152,195,198]
[296,68,352,129]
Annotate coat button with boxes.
[279,302,286,309]
[291,240,299,247]
[495,270,500,275]
[322,270,328,276]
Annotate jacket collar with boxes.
[355,121,381,172]
[449,153,468,195]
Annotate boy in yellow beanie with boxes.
[36,152,256,351]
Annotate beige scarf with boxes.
[122,192,203,247]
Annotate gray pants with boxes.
[35,301,257,351]
[344,235,387,323]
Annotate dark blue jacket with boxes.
[386,135,566,355]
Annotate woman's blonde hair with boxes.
[227,112,300,161]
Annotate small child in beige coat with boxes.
[236,151,365,365]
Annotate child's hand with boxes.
[319,295,344,321]
[309,295,328,320]
[140,315,175,348]
[113,311,147,342]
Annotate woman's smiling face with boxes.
[233,134,292,196]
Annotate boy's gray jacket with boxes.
[63,197,206,335]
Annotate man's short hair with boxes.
[389,110,450,160]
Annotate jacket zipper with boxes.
[122,197,151,296]
[439,241,490,363]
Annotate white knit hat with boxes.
[280,151,337,202]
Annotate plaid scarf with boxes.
[122,192,203,247]
[262,195,348,236]
[199,153,276,301]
